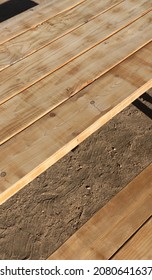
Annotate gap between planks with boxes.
[0,13,151,145]
[0,0,86,45]
[0,3,151,106]
[0,44,151,204]
[0,0,124,71]
[48,164,152,260]
[111,217,152,260]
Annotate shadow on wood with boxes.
[133,92,152,120]
[0,0,38,22]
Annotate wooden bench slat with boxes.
[0,0,85,45]
[48,164,152,259]
[0,3,151,107]
[0,0,123,71]
[112,217,152,260]
[0,44,151,204]
[0,12,151,145]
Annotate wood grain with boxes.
[0,0,85,44]
[0,44,151,204]
[0,6,151,106]
[112,217,152,260]
[0,0,123,71]
[0,14,151,144]
[48,164,152,259]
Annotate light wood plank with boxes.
[0,0,85,44]
[0,13,151,145]
[112,218,152,260]
[48,165,152,260]
[0,5,151,106]
[34,0,52,4]
[0,44,151,204]
[0,0,124,71]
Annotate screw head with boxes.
[1,171,6,177]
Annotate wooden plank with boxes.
[34,0,52,4]
[48,164,152,260]
[112,217,152,260]
[0,44,151,204]
[0,0,85,45]
[0,5,151,106]
[0,0,124,71]
[0,14,151,145]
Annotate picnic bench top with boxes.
[0,0,151,204]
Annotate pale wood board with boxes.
[0,0,124,71]
[48,164,152,260]
[112,217,152,260]
[0,8,151,106]
[0,44,151,204]
[0,0,85,44]
[0,14,152,144]
[34,0,52,4]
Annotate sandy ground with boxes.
[0,90,151,260]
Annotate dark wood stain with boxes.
[49,112,56,118]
